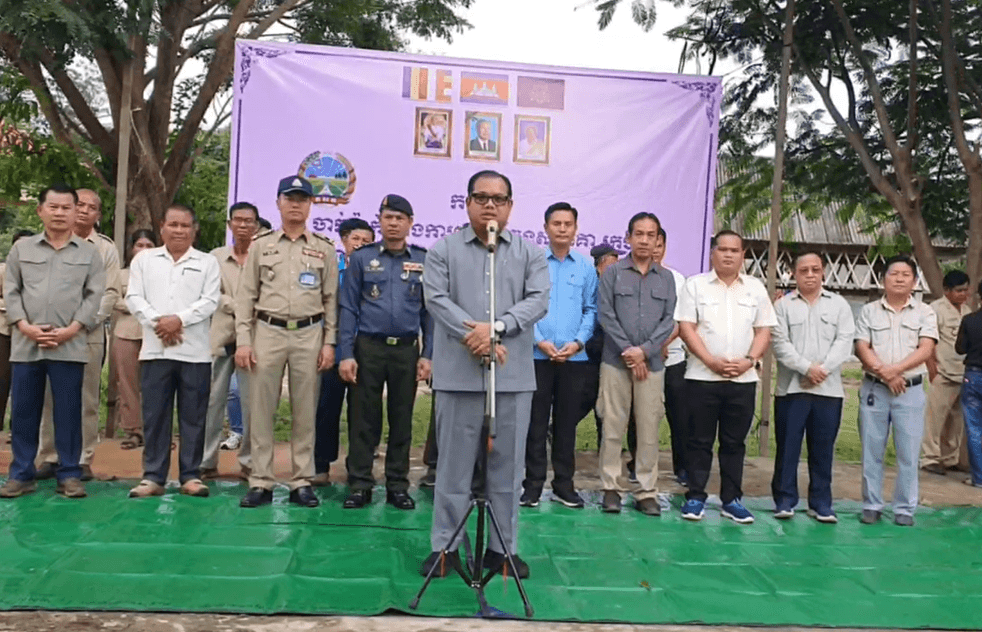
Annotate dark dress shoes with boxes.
[386,490,416,510]
[240,487,273,508]
[419,550,461,578]
[481,549,530,579]
[343,489,372,509]
[289,485,320,507]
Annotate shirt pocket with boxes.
[900,318,922,351]
[787,310,807,340]
[734,294,758,330]
[818,312,838,346]
[299,257,325,291]
[59,257,92,293]
[363,273,388,301]
[697,296,721,332]
[259,253,285,287]
[867,319,891,352]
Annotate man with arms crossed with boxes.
[678,230,776,524]
[771,251,855,522]
[421,170,549,579]
[854,254,937,526]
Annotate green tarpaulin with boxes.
[1,480,979,628]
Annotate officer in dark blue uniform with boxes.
[338,194,433,509]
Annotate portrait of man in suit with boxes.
[464,112,501,162]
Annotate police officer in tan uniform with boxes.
[36,188,120,481]
[235,176,338,508]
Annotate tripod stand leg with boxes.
[409,500,478,610]
[483,502,535,618]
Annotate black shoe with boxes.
[79,464,94,482]
[386,490,415,510]
[551,487,585,509]
[860,509,882,524]
[922,463,947,476]
[289,485,320,507]
[343,489,372,509]
[520,489,540,507]
[35,462,57,480]
[419,550,461,578]
[601,490,621,513]
[240,487,273,508]
[636,497,661,516]
[481,549,530,579]
[420,469,436,488]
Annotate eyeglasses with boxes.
[470,193,511,207]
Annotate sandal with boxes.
[120,433,144,450]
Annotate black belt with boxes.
[360,333,418,347]
[864,373,923,388]
[257,311,323,330]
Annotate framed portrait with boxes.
[463,111,502,162]
[414,107,452,159]
[514,115,550,165]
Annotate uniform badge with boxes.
[402,262,424,273]
[298,271,317,288]
[302,248,325,260]
[369,259,381,270]
[370,284,381,299]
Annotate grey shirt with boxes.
[423,225,550,392]
[772,289,856,398]
[4,233,105,363]
[598,255,677,371]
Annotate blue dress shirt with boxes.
[533,248,597,362]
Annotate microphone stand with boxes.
[410,222,534,619]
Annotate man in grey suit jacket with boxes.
[421,170,550,580]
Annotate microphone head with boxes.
[487,220,498,233]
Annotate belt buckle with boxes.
[287,320,298,331]
[386,336,398,346]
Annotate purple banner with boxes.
[231,42,721,275]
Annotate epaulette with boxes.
[354,242,377,252]
[97,232,116,245]
[312,232,335,246]
[254,228,275,240]
[409,243,427,253]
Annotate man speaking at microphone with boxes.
[421,170,550,579]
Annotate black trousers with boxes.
[684,379,757,504]
[524,359,593,493]
[345,335,418,492]
[140,360,210,485]
[423,390,438,469]
[314,364,351,473]
[664,361,689,476]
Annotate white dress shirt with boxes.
[677,270,777,383]
[126,245,220,363]
[665,267,687,367]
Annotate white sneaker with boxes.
[220,432,242,451]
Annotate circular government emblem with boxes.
[298,150,357,205]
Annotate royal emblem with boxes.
[298,150,357,205]
[369,259,381,270]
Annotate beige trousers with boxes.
[111,337,143,434]
[37,330,104,466]
[921,376,966,468]
[248,321,322,491]
[598,362,664,500]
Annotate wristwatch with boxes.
[493,320,507,336]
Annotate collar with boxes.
[879,295,913,313]
[708,269,745,286]
[547,247,579,262]
[378,242,410,258]
[463,224,512,244]
[154,245,200,265]
[276,229,312,243]
[615,254,662,275]
[791,288,832,301]
[39,231,80,249]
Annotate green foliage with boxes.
[173,130,231,253]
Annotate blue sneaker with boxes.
[681,499,705,521]
[774,502,795,520]
[721,499,755,524]
[807,507,838,524]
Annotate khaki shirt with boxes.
[0,263,8,337]
[235,230,339,348]
[209,245,247,356]
[4,233,105,363]
[81,231,121,341]
[112,268,142,341]
[855,296,938,378]
[931,296,971,381]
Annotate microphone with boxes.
[486,220,498,252]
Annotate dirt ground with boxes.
[1,430,979,507]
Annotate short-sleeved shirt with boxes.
[113,268,142,341]
[209,245,247,356]
[772,289,856,397]
[4,233,105,363]
[235,230,339,348]
[664,267,686,367]
[854,296,939,378]
[337,241,433,361]
[677,271,777,383]
[931,296,971,382]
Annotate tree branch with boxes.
[35,48,116,155]
[904,0,918,153]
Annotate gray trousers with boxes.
[431,390,533,555]
[201,354,252,471]
[140,360,210,485]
